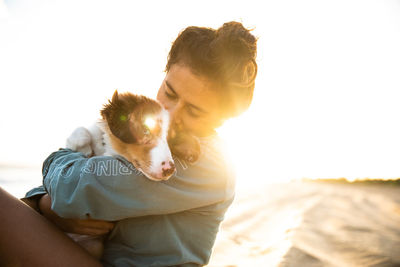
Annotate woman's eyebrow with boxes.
[165,80,208,114]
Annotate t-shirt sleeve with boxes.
[43,148,232,221]
[24,185,47,199]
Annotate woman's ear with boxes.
[100,90,137,144]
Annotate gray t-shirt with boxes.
[26,135,235,266]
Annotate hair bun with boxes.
[214,21,257,62]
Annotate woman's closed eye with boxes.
[186,105,201,118]
[165,90,178,101]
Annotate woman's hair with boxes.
[166,21,258,119]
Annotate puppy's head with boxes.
[101,90,175,181]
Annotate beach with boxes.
[208,182,400,267]
[1,167,400,266]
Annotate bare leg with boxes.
[0,187,102,267]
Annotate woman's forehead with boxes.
[165,65,220,110]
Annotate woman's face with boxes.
[157,64,224,137]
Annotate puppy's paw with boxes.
[66,127,93,157]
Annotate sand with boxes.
[207,182,400,267]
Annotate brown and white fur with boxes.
[65,90,200,258]
[67,90,177,181]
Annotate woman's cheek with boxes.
[184,115,204,134]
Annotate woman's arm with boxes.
[0,187,102,267]
[22,186,115,235]
[43,148,232,221]
[39,194,115,235]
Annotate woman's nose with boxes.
[168,103,184,130]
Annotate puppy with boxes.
[67,90,178,181]
[65,90,200,258]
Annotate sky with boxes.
[0,0,400,186]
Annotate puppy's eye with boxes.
[142,117,156,136]
[143,127,150,135]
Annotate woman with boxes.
[0,21,257,266]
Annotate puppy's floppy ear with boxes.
[101,90,137,144]
[168,129,201,164]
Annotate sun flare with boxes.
[144,117,156,130]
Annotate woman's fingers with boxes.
[83,215,115,230]
[75,226,112,236]
[56,217,115,235]
[54,216,115,235]
[39,194,115,235]
[71,219,115,235]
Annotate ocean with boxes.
[0,165,43,199]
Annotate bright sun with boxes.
[217,109,290,188]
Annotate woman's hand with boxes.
[39,194,115,235]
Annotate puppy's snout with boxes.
[162,161,175,178]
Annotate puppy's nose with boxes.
[162,161,175,178]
